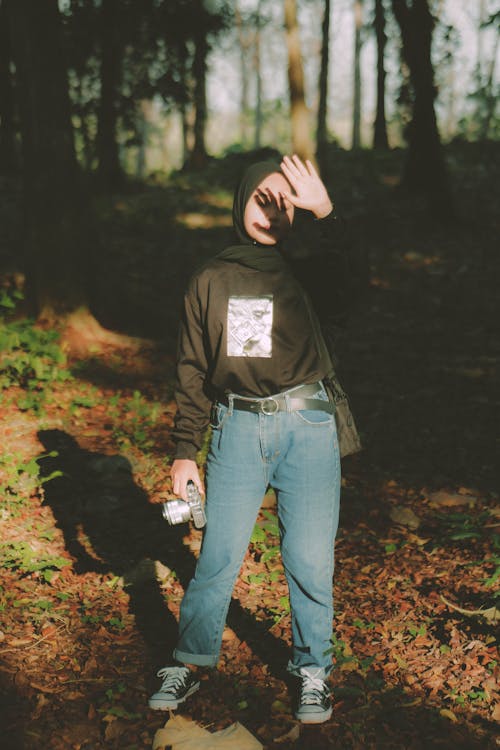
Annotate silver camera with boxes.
[161,481,206,529]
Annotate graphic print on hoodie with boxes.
[227,294,273,357]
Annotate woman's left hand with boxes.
[280,154,333,219]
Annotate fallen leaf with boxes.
[439,708,458,723]
[389,506,421,529]
[274,724,301,744]
[428,491,477,507]
[104,718,127,741]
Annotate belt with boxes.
[219,382,334,416]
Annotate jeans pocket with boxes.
[209,402,229,430]
[294,409,334,426]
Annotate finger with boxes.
[256,188,269,205]
[265,187,279,206]
[172,475,180,496]
[280,161,296,185]
[305,159,319,178]
[291,154,308,176]
[281,155,301,179]
[282,190,302,208]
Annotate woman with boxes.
[149,155,360,724]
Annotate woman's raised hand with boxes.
[280,154,333,219]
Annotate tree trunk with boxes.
[373,0,389,149]
[136,99,152,180]
[96,0,123,188]
[476,0,486,78]
[351,0,363,149]
[235,2,250,146]
[178,42,192,167]
[316,0,331,170]
[188,26,209,169]
[392,0,452,216]
[254,0,263,149]
[75,74,93,171]
[8,0,89,321]
[284,0,314,162]
[0,0,18,174]
[480,27,499,139]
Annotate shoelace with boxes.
[300,670,328,705]
[156,666,190,693]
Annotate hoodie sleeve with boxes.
[171,277,212,461]
[290,210,368,326]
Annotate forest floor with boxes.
[0,143,499,749]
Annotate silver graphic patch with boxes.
[227,295,273,357]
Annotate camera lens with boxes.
[161,499,191,526]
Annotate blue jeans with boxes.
[173,384,341,673]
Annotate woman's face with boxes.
[243,172,295,245]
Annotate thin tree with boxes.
[373,0,389,149]
[136,98,152,179]
[284,0,315,162]
[178,41,193,166]
[0,0,17,173]
[391,0,452,215]
[96,0,124,188]
[478,8,499,139]
[253,0,264,149]
[352,0,363,149]
[480,28,499,139]
[316,0,331,170]
[189,24,209,168]
[235,1,251,146]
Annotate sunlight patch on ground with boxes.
[175,212,232,229]
[402,251,444,268]
[197,192,232,209]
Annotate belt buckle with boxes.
[261,397,279,415]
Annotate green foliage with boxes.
[0,540,71,582]
[108,616,126,631]
[97,682,141,721]
[407,623,427,639]
[0,288,23,312]
[437,511,491,541]
[352,618,376,631]
[112,389,161,451]
[0,451,63,514]
[0,293,71,414]
[250,508,280,565]
[325,634,358,669]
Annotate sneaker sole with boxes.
[148,681,200,711]
[295,706,333,724]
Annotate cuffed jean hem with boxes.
[173,648,218,668]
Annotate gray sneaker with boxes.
[148,665,200,710]
[294,667,332,724]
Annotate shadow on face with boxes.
[243,172,295,245]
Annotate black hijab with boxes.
[231,160,282,245]
[215,160,291,272]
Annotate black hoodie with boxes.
[172,161,345,460]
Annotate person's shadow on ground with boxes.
[37,429,194,670]
[36,429,290,681]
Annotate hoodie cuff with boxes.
[174,441,199,461]
[314,207,337,222]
